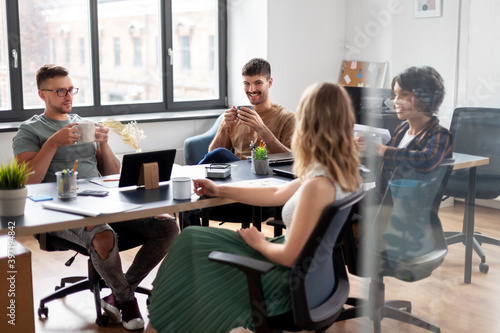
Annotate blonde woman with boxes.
[145,82,361,333]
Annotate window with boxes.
[133,37,142,67]
[65,38,70,64]
[180,36,191,72]
[1,0,227,121]
[113,37,120,67]
[171,0,221,102]
[79,38,85,65]
[0,0,11,111]
[209,35,215,73]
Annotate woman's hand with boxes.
[237,227,266,251]
[193,178,219,197]
[354,135,366,153]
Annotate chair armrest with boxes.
[208,250,275,333]
[208,251,275,275]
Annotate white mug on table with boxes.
[172,177,192,200]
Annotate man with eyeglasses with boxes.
[12,64,178,330]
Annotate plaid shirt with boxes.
[376,116,453,195]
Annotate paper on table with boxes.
[42,197,142,217]
[354,124,391,144]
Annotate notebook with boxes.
[42,197,142,217]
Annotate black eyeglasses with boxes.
[41,88,79,97]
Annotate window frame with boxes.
[0,0,227,122]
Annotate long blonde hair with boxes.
[292,82,361,192]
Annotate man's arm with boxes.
[208,108,237,152]
[236,108,293,153]
[16,124,80,184]
[95,124,120,176]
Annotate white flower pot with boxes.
[0,187,28,216]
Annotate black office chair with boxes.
[337,161,453,333]
[35,227,151,327]
[209,189,365,333]
[443,107,500,273]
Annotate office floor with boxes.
[17,202,500,333]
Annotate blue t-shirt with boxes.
[12,114,100,183]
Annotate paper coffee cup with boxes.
[172,177,192,200]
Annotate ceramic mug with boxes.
[172,177,192,200]
[76,121,96,143]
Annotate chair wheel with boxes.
[55,285,61,291]
[38,306,48,318]
[96,315,109,327]
[479,262,489,273]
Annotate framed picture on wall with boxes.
[414,0,442,18]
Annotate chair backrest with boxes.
[369,161,453,282]
[289,189,365,329]
[183,114,224,165]
[446,107,500,199]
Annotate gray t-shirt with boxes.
[12,114,100,183]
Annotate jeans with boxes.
[50,217,179,303]
[198,147,240,164]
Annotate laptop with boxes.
[119,149,176,187]
[267,152,295,165]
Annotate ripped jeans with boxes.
[49,217,179,303]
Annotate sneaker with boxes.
[121,297,144,330]
[101,293,121,323]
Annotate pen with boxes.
[103,179,120,182]
[68,160,78,191]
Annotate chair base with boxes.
[38,259,151,327]
[338,296,440,333]
[337,278,441,333]
[445,231,500,273]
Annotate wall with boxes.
[458,0,500,108]
[267,0,347,110]
[343,0,460,128]
[226,0,268,107]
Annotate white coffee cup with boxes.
[172,177,192,200]
[77,120,96,143]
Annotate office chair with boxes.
[443,107,500,273]
[182,114,273,230]
[337,161,453,333]
[209,189,365,333]
[183,114,224,165]
[36,227,151,327]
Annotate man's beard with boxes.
[247,91,267,106]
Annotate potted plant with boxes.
[251,143,269,175]
[0,158,32,216]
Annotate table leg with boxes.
[251,206,263,231]
[464,167,476,284]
